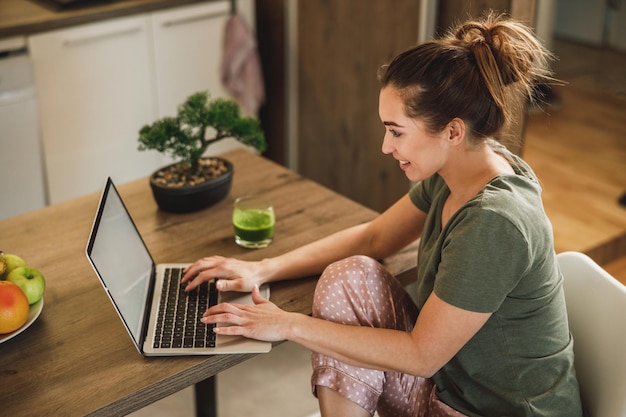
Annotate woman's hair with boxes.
[378,12,554,143]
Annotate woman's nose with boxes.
[381,133,394,155]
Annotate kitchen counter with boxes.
[0,0,216,39]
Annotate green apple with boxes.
[7,267,45,305]
[0,253,27,280]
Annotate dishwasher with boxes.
[0,37,47,220]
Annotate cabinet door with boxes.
[150,1,231,118]
[151,0,259,157]
[28,15,162,204]
[0,55,46,220]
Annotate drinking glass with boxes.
[232,195,275,248]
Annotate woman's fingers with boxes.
[201,298,286,342]
[201,287,267,321]
[202,302,250,323]
[215,277,246,292]
[251,284,268,304]
[181,257,218,288]
[201,303,253,336]
[182,256,233,292]
[181,256,260,293]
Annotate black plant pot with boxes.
[149,157,234,213]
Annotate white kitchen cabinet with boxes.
[151,1,231,118]
[27,1,256,205]
[151,0,255,158]
[28,15,162,204]
[0,49,46,220]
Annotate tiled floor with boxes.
[129,341,320,417]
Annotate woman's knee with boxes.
[313,255,417,330]
[312,256,389,322]
[316,256,381,291]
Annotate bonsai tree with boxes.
[138,91,265,186]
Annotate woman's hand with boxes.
[201,285,292,342]
[181,256,264,293]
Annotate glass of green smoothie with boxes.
[232,195,275,248]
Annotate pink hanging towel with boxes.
[221,12,265,116]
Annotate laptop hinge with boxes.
[139,265,157,352]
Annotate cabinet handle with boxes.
[63,26,142,47]
[161,11,229,28]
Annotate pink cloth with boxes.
[221,12,265,116]
[311,256,468,417]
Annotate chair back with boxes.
[557,251,626,417]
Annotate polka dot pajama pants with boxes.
[310,255,467,417]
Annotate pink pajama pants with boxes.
[310,255,467,417]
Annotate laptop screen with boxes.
[86,179,153,346]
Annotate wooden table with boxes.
[0,150,417,416]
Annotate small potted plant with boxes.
[138,91,265,213]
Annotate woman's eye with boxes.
[389,129,401,138]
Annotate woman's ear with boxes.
[447,118,466,145]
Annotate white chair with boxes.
[557,251,626,417]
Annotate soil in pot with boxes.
[150,157,233,213]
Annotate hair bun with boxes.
[455,16,528,86]
[456,22,493,47]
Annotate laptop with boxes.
[86,177,272,356]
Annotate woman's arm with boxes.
[261,194,425,282]
[197,193,490,376]
[289,292,491,377]
[206,287,491,378]
[183,194,425,292]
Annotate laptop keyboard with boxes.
[153,267,218,349]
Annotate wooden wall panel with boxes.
[297,0,420,212]
[256,0,287,165]
[437,0,509,35]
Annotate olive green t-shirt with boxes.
[408,146,583,417]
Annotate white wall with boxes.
[607,1,626,52]
[554,0,626,51]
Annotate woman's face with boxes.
[379,87,451,182]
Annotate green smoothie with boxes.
[233,208,275,247]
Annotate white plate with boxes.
[0,297,43,344]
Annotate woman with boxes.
[182,12,583,417]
